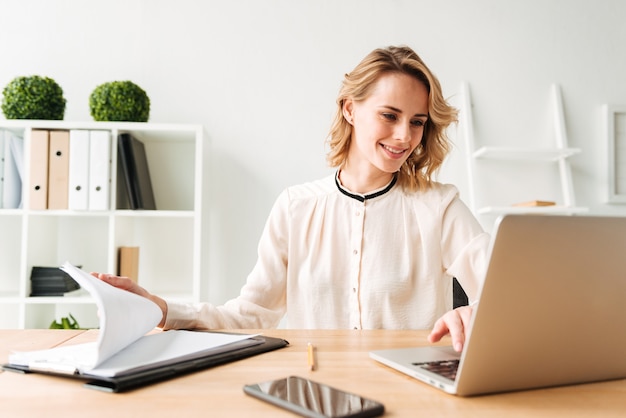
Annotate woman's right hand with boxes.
[427,305,474,352]
[91,272,168,328]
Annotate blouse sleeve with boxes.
[162,190,290,330]
[439,187,491,303]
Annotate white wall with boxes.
[1,0,625,304]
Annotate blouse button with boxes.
[353,249,358,255]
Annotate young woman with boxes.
[96,45,490,352]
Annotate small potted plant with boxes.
[1,75,66,120]
[49,313,81,329]
[89,80,150,122]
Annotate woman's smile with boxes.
[381,143,408,158]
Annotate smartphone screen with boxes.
[243,375,385,418]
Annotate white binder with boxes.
[88,130,111,210]
[2,133,24,209]
[68,130,90,210]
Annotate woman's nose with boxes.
[393,122,411,142]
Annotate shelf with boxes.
[473,146,581,161]
[477,206,589,215]
[0,209,23,215]
[0,121,204,328]
[25,295,95,305]
[0,119,202,134]
[25,210,111,217]
[0,294,94,305]
[460,82,586,220]
[113,209,196,218]
[0,293,20,301]
[8,209,196,218]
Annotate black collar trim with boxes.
[335,172,398,202]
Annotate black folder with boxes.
[2,333,288,393]
[117,133,156,210]
[3,264,289,393]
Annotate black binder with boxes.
[3,333,288,393]
[117,133,156,210]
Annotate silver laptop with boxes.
[370,214,626,396]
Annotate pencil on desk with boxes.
[307,342,315,371]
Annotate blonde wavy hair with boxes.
[326,46,458,191]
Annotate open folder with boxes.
[3,262,288,392]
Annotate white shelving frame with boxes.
[605,105,626,203]
[460,82,588,217]
[0,120,204,329]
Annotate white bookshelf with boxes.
[0,120,204,329]
[459,82,587,218]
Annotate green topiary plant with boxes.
[89,80,150,122]
[1,75,66,120]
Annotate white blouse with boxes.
[164,173,490,330]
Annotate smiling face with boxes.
[341,72,429,191]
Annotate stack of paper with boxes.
[9,263,258,378]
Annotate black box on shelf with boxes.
[30,266,81,296]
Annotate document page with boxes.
[61,262,163,367]
[10,262,162,371]
[9,263,257,376]
[87,330,260,377]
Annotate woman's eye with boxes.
[411,119,425,127]
[382,113,397,121]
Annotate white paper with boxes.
[61,262,163,367]
[9,263,258,377]
[10,262,161,370]
[87,330,258,377]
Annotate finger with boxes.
[94,273,134,290]
[458,306,475,345]
[446,311,465,352]
[427,317,449,343]
[459,307,473,331]
[428,310,462,346]
[428,310,465,352]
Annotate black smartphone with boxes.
[243,375,385,418]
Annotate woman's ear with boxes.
[342,99,354,125]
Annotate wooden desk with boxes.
[1,329,625,417]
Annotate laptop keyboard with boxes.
[412,360,459,380]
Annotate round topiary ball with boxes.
[1,75,66,120]
[89,81,150,122]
